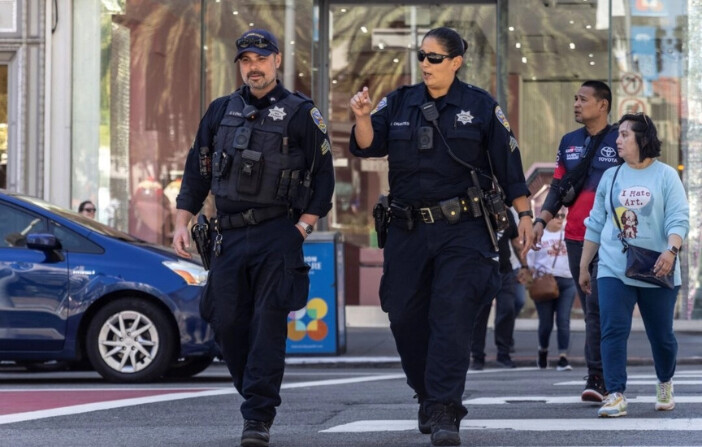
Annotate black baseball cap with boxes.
[234,29,280,61]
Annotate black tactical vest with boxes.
[211,90,311,208]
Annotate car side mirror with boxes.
[26,233,65,262]
[26,233,62,251]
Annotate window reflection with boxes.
[328,4,497,247]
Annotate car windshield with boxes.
[15,194,140,242]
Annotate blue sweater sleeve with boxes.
[662,166,689,240]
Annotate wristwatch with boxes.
[533,217,547,228]
[297,221,314,236]
[667,245,680,256]
[518,210,534,219]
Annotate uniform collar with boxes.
[242,81,288,109]
[407,77,464,108]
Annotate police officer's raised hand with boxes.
[350,87,373,118]
[350,87,375,149]
[173,209,194,259]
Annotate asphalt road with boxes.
[2,363,702,446]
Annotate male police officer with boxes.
[173,29,334,447]
[532,80,620,402]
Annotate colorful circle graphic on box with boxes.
[287,297,328,341]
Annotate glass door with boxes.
[0,64,6,189]
[327,3,497,247]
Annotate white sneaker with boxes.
[597,392,627,417]
[655,380,675,411]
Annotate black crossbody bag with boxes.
[609,165,674,289]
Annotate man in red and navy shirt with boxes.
[532,80,620,403]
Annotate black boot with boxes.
[415,394,431,434]
[429,404,460,446]
[241,419,272,447]
[418,404,431,434]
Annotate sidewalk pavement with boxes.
[286,306,702,368]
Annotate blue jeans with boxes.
[534,276,576,352]
[598,277,679,394]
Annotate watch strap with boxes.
[298,221,313,235]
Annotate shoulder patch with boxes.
[495,105,510,132]
[320,139,331,156]
[310,107,327,134]
[371,97,387,115]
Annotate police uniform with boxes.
[176,81,334,423]
[350,78,529,418]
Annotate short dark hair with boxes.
[581,80,612,113]
[78,200,95,212]
[618,113,661,161]
[422,27,468,58]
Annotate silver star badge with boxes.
[456,110,474,125]
[268,106,287,121]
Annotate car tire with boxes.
[86,298,176,383]
[165,355,214,379]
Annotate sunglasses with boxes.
[417,50,452,64]
[555,213,566,218]
[83,208,96,213]
[236,37,278,52]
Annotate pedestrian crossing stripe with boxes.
[463,395,702,405]
[321,418,702,432]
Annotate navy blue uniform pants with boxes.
[202,217,309,422]
[380,218,501,417]
[471,268,519,360]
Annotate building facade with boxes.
[2,0,701,317]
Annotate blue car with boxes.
[0,191,216,382]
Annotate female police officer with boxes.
[349,27,533,447]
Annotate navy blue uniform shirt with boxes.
[349,78,529,206]
[176,82,334,217]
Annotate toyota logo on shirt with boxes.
[601,146,617,158]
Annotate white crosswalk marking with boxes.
[322,418,702,432]
[463,395,702,405]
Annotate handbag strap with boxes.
[608,164,629,252]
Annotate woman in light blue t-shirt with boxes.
[579,113,689,419]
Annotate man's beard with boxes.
[246,72,274,91]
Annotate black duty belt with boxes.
[410,196,470,224]
[216,206,289,230]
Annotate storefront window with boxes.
[327,3,497,247]
[75,0,315,246]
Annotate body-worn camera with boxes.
[484,190,510,232]
[418,126,433,151]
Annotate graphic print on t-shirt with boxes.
[614,185,651,240]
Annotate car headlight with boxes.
[163,260,208,286]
